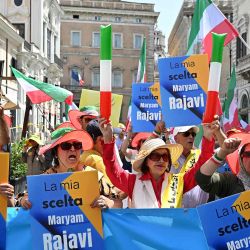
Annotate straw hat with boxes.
[26,134,43,146]
[39,127,93,155]
[69,106,99,129]
[132,138,183,172]
[226,132,250,174]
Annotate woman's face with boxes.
[57,140,82,171]
[146,148,170,180]
[241,144,250,175]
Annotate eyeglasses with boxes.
[181,131,196,138]
[241,151,250,158]
[60,142,82,151]
[148,152,169,162]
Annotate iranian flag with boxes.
[100,25,112,121]
[136,37,146,83]
[187,0,238,59]
[223,66,250,132]
[11,67,73,105]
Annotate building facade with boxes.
[60,0,159,122]
[0,0,63,140]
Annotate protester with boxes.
[22,134,46,175]
[18,127,122,209]
[69,105,99,130]
[0,105,15,207]
[196,134,250,197]
[115,123,126,150]
[99,117,218,208]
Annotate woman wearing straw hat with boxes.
[19,127,123,210]
[99,118,219,208]
[196,132,250,197]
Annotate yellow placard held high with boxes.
[80,89,123,127]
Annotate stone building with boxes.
[60,0,159,122]
[0,0,63,139]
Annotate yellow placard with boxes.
[79,89,123,127]
[0,152,10,220]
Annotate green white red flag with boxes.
[136,37,146,83]
[223,66,250,132]
[187,0,238,59]
[11,67,73,105]
[100,25,112,121]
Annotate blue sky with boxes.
[128,0,184,42]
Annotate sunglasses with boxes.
[181,131,197,137]
[242,151,250,158]
[148,152,169,162]
[60,142,82,151]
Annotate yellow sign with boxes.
[80,89,123,127]
[0,152,10,220]
[232,190,250,220]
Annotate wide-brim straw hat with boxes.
[132,138,183,172]
[39,127,93,155]
[69,106,99,129]
[26,134,43,145]
[226,132,250,175]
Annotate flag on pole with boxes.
[223,66,250,132]
[100,25,112,122]
[187,0,238,59]
[11,67,73,105]
[203,33,226,123]
[71,70,84,86]
[136,37,146,83]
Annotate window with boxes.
[112,70,122,88]
[47,29,51,60]
[11,58,17,77]
[71,67,81,86]
[95,16,101,21]
[71,31,81,47]
[134,34,143,49]
[113,33,122,49]
[236,32,247,62]
[115,17,121,22]
[92,32,100,48]
[73,15,79,19]
[132,69,138,83]
[13,23,25,39]
[54,36,57,55]
[92,68,100,87]
[240,94,249,123]
[136,18,142,23]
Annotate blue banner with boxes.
[197,190,250,250]
[6,208,209,250]
[158,55,209,127]
[131,82,162,132]
[27,171,103,250]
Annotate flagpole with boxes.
[21,96,31,138]
[238,34,250,51]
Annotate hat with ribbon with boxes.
[132,138,183,172]
[39,127,93,155]
[69,106,99,129]
[226,132,250,175]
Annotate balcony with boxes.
[237,54,250,81]
[54,54,63,69]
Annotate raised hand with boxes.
[98,117,113,143]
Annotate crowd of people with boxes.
[0,103,250,212]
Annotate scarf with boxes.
[237,156,250,190]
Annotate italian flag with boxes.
[187,0,238,59]
[223,66,250,132]
[11,67,73,105]
[203,33,226,123]
[136,37,146,83]
[100,25,112,121]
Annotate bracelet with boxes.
[214,152,225,162]
[211,154,224,165]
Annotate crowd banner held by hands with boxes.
[203,33,226,123]
[187,0,238,59]
[197,190,250,250]
[0,152,9,250]
[100,25,112,122]
[11,66,73,105]
[80,89,123,127]
[158,54,209,128]
[27,171,104,250]
[131,82,162,132]
[6,207,209,250]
